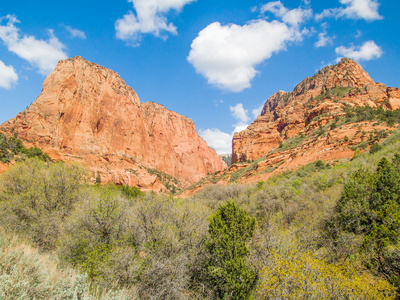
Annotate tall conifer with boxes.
[206,201,256,299]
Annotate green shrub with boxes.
[0,133,51,162]
[0,229,130,299]
[370,143,382,154]
[117,184,144,199]
[206,201,256,299]
[59,186,129,278]
[230,168,247,182]
[276,134,307,152]
[325,155,400,289]
[0,159,88,251]
[1,129,400,298]
[315,160,325,169]
[343,105,400,126]
[21,146,51,161]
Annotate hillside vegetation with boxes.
[0,132,51,163]
[2,128,400,298]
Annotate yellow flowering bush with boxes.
[256,252,395,299]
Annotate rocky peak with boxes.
[261,58,375,118]
[292,58,374,96]
[1,57,226,191]
[232,58,398,165]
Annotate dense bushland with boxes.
[325,154,400,290]
[2,128,400,298]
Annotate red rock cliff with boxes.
[232,58,399,164]
[1,56,226,190]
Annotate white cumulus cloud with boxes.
[199,128,232,155]
[335,40,383,61]
[316,0,383,21]
[314,23,334,48]
[282,8,313,26]
[200,103,257,154]
[0,15,67,75]
[230,103,251,134]
[0,60,18,89]
[261,1,313,26]
[66,26,86,39]
[261,1,288,17]
[115,0,195,45]
[315,32,334,48]
[187,20,303,92]
[252,103,264,119]
[230,103,250,124]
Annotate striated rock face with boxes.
[1,56,226,190]
[182,58,399,195]
[232,58,397,164]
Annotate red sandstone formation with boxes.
[183,58,399,194]
[232,58,397,164]
[0,56,226,191]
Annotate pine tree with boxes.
[206,201,256,299]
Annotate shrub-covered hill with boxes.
[2,127,400,298]
[184,59,400,195]
[0,132,51,164]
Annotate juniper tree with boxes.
[327,155,400,290]
[206,201,256,299]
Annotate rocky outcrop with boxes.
[232,58,396,164]
[0,56,226,191]
[183,58,398,194]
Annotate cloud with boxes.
[315,33,332,48]
[282,8,313,26]
[314,22,334,48]
[315,32,333,47]
[315,8,342,20]
[316,0,383,21]
[200,103,255,154]
[230,103,250,124]
[115,0,195,45]
[187,20,303,92]
[66,26,86,39]
[252,104,264,119]
[335,40,383,61]
[261,1,313,26]
[0,15,67,75]
[0,60,18,89]
[261,1,288,17]
[230,103,251,134]
[199,128,232,154]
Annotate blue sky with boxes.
[0,0,399,154]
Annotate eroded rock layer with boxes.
[183,58,399,195]
[232,58,398,163]
[1,56,226,191]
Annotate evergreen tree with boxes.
[330,167,374,235]
[328,156,400,290]
[205,201,256,299]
